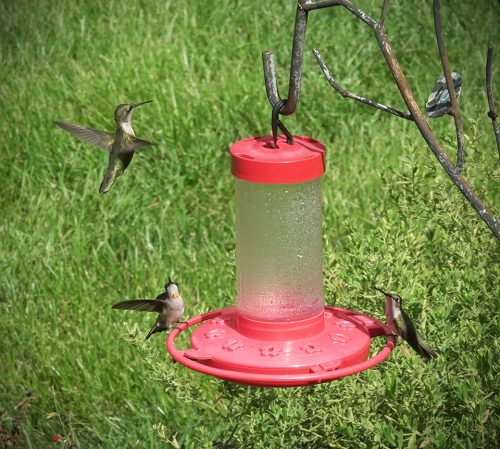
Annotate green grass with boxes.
[0,0,499,448]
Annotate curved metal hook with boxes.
[262,3,309,147]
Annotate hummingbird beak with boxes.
[373,286,391,296]
[132,99,153,109]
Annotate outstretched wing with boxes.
[120,137,157,153]
[111,299,164,312]
[55,121,114,151]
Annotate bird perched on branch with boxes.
[425,72,462,118]
[374,287,437,359]
[112,279,185,340]
[55,100,156,194]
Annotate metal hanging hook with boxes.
[262,2,310,148]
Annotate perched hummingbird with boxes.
[55,100,156,194]
[112,279,185,340]
[425,72,462,118]
[374,287,437,359]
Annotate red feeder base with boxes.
[166,306,395,387]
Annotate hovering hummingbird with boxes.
[374,287,437,359]
[55,100,156,194]
[425,72,462,118]
[112,279,185,340]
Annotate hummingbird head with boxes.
[373,286,402,309]
[166,279,180,300]
[388,294,402,310]
[114,100,153,126]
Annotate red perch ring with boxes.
[166,306,395,387]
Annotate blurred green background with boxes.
[0,0,498,448]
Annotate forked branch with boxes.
[312,49,412,121]
[433,0,464,172]
[305,0,500,239]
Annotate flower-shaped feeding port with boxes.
[167,135,394,387]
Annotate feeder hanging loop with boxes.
[272,99,294,148]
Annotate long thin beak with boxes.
[373,286,390,296]
[132,99,153,109]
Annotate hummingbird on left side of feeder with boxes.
[55,100,156,194]
[112,279,186,340]
[374,287,437,359]
[425,72,462,118]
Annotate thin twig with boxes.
[486,47,500,159]
[433,0,464,173]
[301,0,377,28]
[379,0,390,27]
[313,48,413,120]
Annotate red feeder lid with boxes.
[230,135,325,184]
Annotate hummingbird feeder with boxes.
[166,135,395,387]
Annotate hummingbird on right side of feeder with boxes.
[425,72,462,118]
[112,279,186,340]
[374,287,437,359]
[55,100,156,194]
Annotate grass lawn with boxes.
[1,0,499,447]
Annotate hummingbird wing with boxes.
[155,291,169,301]
[120,137,157,153]
[111,299,164,312]
[400,309,437,359]
[54,121,114,151]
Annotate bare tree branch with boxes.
[433,0,465,173]
[486,47,500,159]
[312,48,413,120]
[261,0,500,239]
[379,0,390,27]
[300,0,377,28]
[372,27,499,239]
[305,0,500,239]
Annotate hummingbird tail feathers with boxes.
[145,325,166,340]
[417,342,437,359]
[408,336,437,359]
[99,174,117,194]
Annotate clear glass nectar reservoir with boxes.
[235,178,323,321]
[230,135,326,322]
